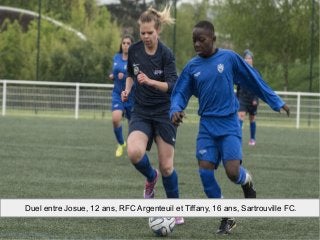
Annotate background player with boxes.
[109,34,134,157]
[237,49,259,146]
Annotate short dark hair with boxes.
[194,20,215,35]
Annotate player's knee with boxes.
[225,167,239,182]
[159,165,173,177]
[127,145,144,164]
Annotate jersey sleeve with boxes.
[127,47,134,78]
[111,54,117,76]
[170,63,194,118]
[163,49,178,94]
[233,54,285,111]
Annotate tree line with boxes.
[0,0,318,91]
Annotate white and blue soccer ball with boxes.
[148,217,175,236]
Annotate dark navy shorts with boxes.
[239,101,258,116]
[129,111,177,151]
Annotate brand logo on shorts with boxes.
[217,64,224,73]
[199,149,207,155]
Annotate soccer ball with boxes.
[148,217,175,236]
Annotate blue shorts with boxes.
[196,115,242,168]
[111,92,133,120]
[129,111,177,151]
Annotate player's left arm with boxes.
[233,54,289,114]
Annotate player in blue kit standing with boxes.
[109,34,134,157]
[121,5,184,225]
[170,20,289,234]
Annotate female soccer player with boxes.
[237,49,260,146]
[109,34,134,157]
[121,5,184,225]
[170,20,289,233]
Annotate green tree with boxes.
[0,0,121,82]
[214,0,319,91]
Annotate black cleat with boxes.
[241,173,256,198]
[216,218,236,235]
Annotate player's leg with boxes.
[112,93,126,157]
[238,111,246,129]
[112,110,126,157]
[155,119,184,225]
[222,135,256,198]
[127,115,158,198]
[156,137,177,196]
[196,128,235,234]
[248,106,257,146]
[238,101,247,129]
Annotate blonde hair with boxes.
[138,5,175,31]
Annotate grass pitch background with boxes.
[0,116,318,239]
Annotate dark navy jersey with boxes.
[236,85,259,106]
[170,48,285,118]
[127,40,178,115]
[112,53,128,94]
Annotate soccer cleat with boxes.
[144,169,159,199]
[248,139,256,146]
[241,173,256,198]
[115,142,126,157]
[175,217,185,225]
[216,218,236,235]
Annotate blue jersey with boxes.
[170,49,285,118]
[112,53,128,94]
[127,40,178,116]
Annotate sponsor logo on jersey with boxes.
[154,69,163,76]
[194,72,201,77]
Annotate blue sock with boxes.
[133,154,155,182]
[114,126,124,145]
[162,170,179,198]
[236,166,247,185]
[199,168,221,198]
[250,121,256,139]
[239,119,243,128]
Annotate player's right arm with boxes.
[121,76,133,102]
[170,64,194,126]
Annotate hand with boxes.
[171,111,186,126]
[281,104,290,117]
[137,71,150,85]
[118,72,124,80]
[109,74,114,80]
[121,90,129,102]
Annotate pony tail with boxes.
[139,5,175,31]
[151,5,175,25]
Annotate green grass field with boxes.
[0,116,319,239]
